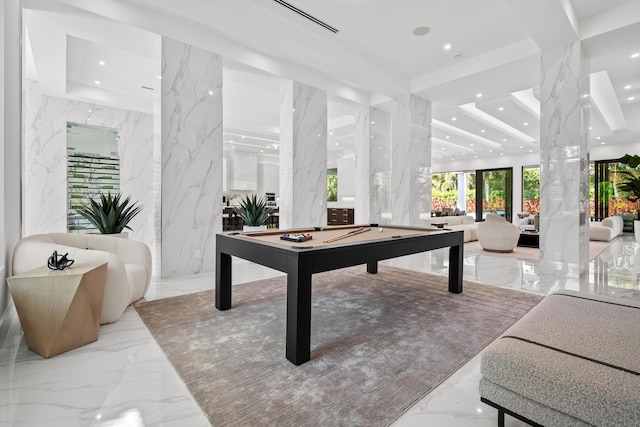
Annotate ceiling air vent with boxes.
[272,0,339,33]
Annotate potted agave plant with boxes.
[233,194,272,232]
[77,192,143,236]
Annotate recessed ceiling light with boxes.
[370,121,375,125]
[480,129,486,133]
[498,107,504,111]
[445,135,450,139]
[596,136,601,140]
[476,93,483,98]
[489,149,493,153]
[94,80,101,85]
[629,96,635,101]
[413,26,431,36]
[98,60,105,66]
[208,90,213,95]
[500,153,504,156]
[442,148,445,150]
[260,150,264,153]
[88,109,92,113]
[625,85,632,90]
[523,122,529,126]
[156,75,162,80]
[503,139,507,142]
[631,52,640,58]
[589,127,592,130]
[335,142,339,146]
[520,146,524,149]
[451,117,457,121]
[470,143,474,146]
[601,141,605,145]
[443,43,452,50]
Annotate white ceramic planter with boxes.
[634,220,640,243]
[243,225,267,232]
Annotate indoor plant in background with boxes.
[77,192,143,235]
[233,194,272,232]
[615,154,640,241]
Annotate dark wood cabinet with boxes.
[327,208,354,225]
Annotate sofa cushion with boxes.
[481,293,640,426]
[459,215,475,224]
[444,216,462,225]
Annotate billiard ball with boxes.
[378,227,383,233]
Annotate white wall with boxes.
[1,0,22,341]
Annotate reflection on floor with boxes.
[1,234,639,426]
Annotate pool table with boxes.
[215,224,464,365]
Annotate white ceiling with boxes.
[23,0,640,165]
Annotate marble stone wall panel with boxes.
[354,106,371,224]
[161,37,222,277]
[161,157,219,276]
[23,86,70,235]
[279,81,327,229]
[161,38,222,162]
[391,94,432,226]
[369,108,392,224]
[539,42,589,277]
[23,82,156,251]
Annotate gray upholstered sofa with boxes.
[589,215,624,241]
[430,215,478,242]
[479,290,640,426]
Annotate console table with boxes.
[7,263,107,358]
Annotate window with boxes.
[476,168,513,222]
[522,166,540,214]
[327,168,337,202]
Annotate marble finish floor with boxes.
[1,235,639,426]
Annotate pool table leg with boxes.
[366,261,378,274]
[215,252,232,310]
[448,243,463,293]
[286,256,312,365]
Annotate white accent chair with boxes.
[477,214,520,253]
[12,233,152,324]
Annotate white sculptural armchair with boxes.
[12,233,152,324]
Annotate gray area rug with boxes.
[135,265,543,426]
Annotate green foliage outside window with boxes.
[327,168,338,202]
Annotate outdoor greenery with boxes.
[327,175,338,202]
[233,194,272,227]
[522,167,540,214]
[77,192,142,234]
[431,172,476,213]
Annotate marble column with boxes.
[161,37,222,278]
[391,94,432,226]
[539,41,590,278]
[278,81,327,229]
[354,106,392,224]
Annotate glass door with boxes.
[475,168,513,222]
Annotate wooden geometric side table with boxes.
[7,263,107,358]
